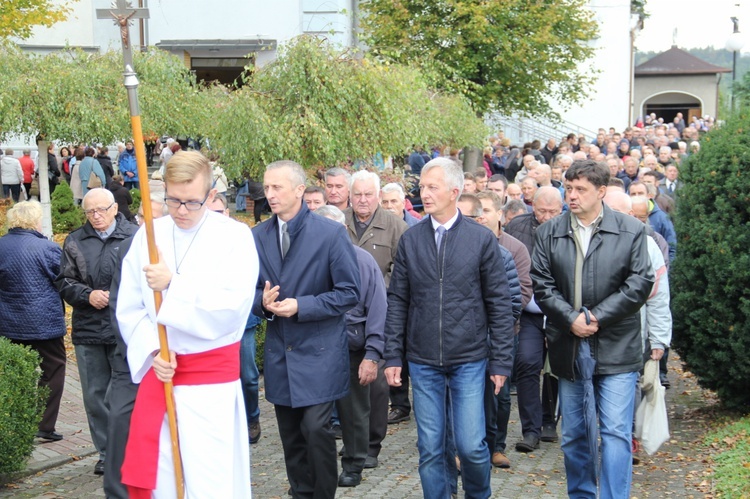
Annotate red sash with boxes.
[121,342,240,498]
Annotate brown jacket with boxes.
[345,206,408,286]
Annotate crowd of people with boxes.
[0,111,693,498]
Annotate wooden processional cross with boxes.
[96,3,186,498]
[96,0,149,69]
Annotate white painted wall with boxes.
[17,0,96,48]
[550,0,634,136]
[19,0,358,58]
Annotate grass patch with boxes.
[704,415,750,498]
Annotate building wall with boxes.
[549,0,634,136]
[17,0,96,48]
[19,0,355,55]
[634,74,720,118]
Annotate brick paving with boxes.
[0,354,711,498]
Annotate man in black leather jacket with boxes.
[531,160,653,499]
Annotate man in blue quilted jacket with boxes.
[384,157,515,499]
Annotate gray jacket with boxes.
[531,204,654,380]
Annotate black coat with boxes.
[531,204,654,380]
[109,180,134,222]
[97,154,115,186]
[55,213,138,345]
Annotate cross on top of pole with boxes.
[96,1,149,68]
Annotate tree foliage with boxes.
[0,0,73,40]
[0,43,215,145]
[0,37,489,182]
[670,114,750,410]
[360,0,599,117]
[209,36,489,179]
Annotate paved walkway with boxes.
[0,354,711,498]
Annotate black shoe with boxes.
[540,424,558,443]
[364,455,378,469]
[332,424,343,439]
[249,422,261,444]
[338,471,362,487]
[35,430,63,441]
[339,445,345,456]
[387,408,410,424]
[515,434,540,453]
[94,460,105,475]
[509,384,517,396]
[660,373,671,389]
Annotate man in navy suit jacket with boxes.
[252,160,360,498]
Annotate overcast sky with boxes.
[637,0,750,53]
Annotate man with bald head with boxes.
[530,163,565,201]
[604,191,672,388]
[629,181,676,261]
[56,188,138,476]
[504,186,564,450]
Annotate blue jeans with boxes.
[240,317,260,425]
[410,360,491,499]
[236,182,248,211]
[559,371,638,499]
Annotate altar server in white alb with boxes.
[116,151,257,498]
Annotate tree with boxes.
[360,0,599,117]
[0,43,216,145]
[0,0,73,40]
[670,114,750,410]
[209,36,488,179]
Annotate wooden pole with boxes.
[125,68,185,499]
[97,2,183,495]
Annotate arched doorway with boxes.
[641,91,703,124]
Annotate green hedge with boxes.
[129,188,141,215]
[255,320,266,372]
[0,338,46,476]
[670,115,750,410]
[51,181,85,234]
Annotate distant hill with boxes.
[635,47,748,92]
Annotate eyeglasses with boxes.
[164,191,210,211]
[84,202,114,217]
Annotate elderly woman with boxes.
[0,201,67,441]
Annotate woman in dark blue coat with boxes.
[0,201,67,441]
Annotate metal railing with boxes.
[487,113,598,146]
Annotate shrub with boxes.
[670,115,750,410]
[0,198,11,237]
[255,320,266,372]
[51,181,85,234]
[129,188,141,215]
[0,337,46,476]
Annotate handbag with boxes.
[88,171,103,189]
[634,359,670,454]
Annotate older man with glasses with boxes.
[56,187,138,476]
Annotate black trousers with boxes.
[103,366,139,499]
[276,401,337,499]
[388,361,411,414]
[336,350,369,473]
[368,361,388,457]
[12,336,66,432]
